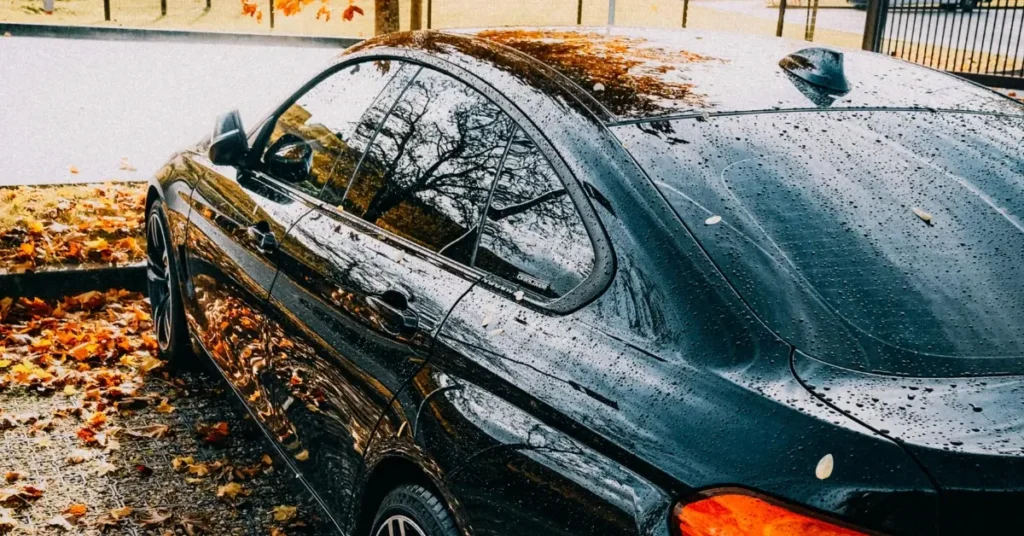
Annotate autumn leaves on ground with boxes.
[0,184,145,274]
[0,183,330,535]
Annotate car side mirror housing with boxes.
[209,110,248,166]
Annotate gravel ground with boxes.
[0,342,338,535]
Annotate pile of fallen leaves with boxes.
[0,290,317,534]
[0,289,163,532]
[0,183,146,274]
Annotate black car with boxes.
[145,27,1024,536]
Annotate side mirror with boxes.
[264,133,313,184]
[209,110,248,166]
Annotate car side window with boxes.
[260,60,406,198]
[340,67,514,265]
[474,130,595,299]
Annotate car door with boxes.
[183,58,405,447]
[399,129,637,536]
[264,64,516,523]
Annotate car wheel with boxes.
[960,0,976,11]
[146,203,193,368]
[369,484,458,536]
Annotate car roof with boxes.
[346,27,1023,123]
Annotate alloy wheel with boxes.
[146,211,173,352]
[374,515,427,536]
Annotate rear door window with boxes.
[474,130,595,299]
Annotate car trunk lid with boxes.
[793,350,1024,534]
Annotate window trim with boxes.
[257,51,614,315]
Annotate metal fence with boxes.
[863,0,1024,88]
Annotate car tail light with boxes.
[672,491,870,536]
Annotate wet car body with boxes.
[147,27,1024,536]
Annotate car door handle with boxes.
[246,223,278,254]
[366,290,418,333]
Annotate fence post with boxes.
[682,0,689,28]
[269,0,274,28]
[161,0,166,16]
[775,0,787,37]
[206,0,210,9]
[804,0,818,41]
[577,0,583,24]
[103,0,110,20]
[427,0,432,29]
[862,0,888,52]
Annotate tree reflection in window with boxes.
[342,68,514,265]
[475,131,594,299]
[262,60,404,198]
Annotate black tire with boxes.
[146,202,193,368]
[369,484,458,536]
[960,0,976,11]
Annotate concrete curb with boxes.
[0,21,361,48]
[0,264,147,301]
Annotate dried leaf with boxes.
[179,512,211,535]
[109,505,133,519]
[139,507,171,526]
[342,4,363,20]
[815,453,834,480]
[63,504,88,517]
[912,207,934,226]
[155,399,176,413]
[196,421,229,444]
[294,450,309,462]
[216,482,247,500]
[45,514,74,531]
[272,505,297,522]
[127,424,171,439]
[66,448,93,464]
[94,461,118,476]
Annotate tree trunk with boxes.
[410,0,423,30]
[375,0,400,35]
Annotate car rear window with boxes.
[614,111,1024,376]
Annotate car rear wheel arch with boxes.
[353,455,465,536]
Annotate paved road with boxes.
[0,35,338,185]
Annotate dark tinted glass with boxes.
[616,111,1024,376]
[261,60,405,198]
[475,130,594,299]
[342,67,513,264]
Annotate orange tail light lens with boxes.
[673,492,869,536]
